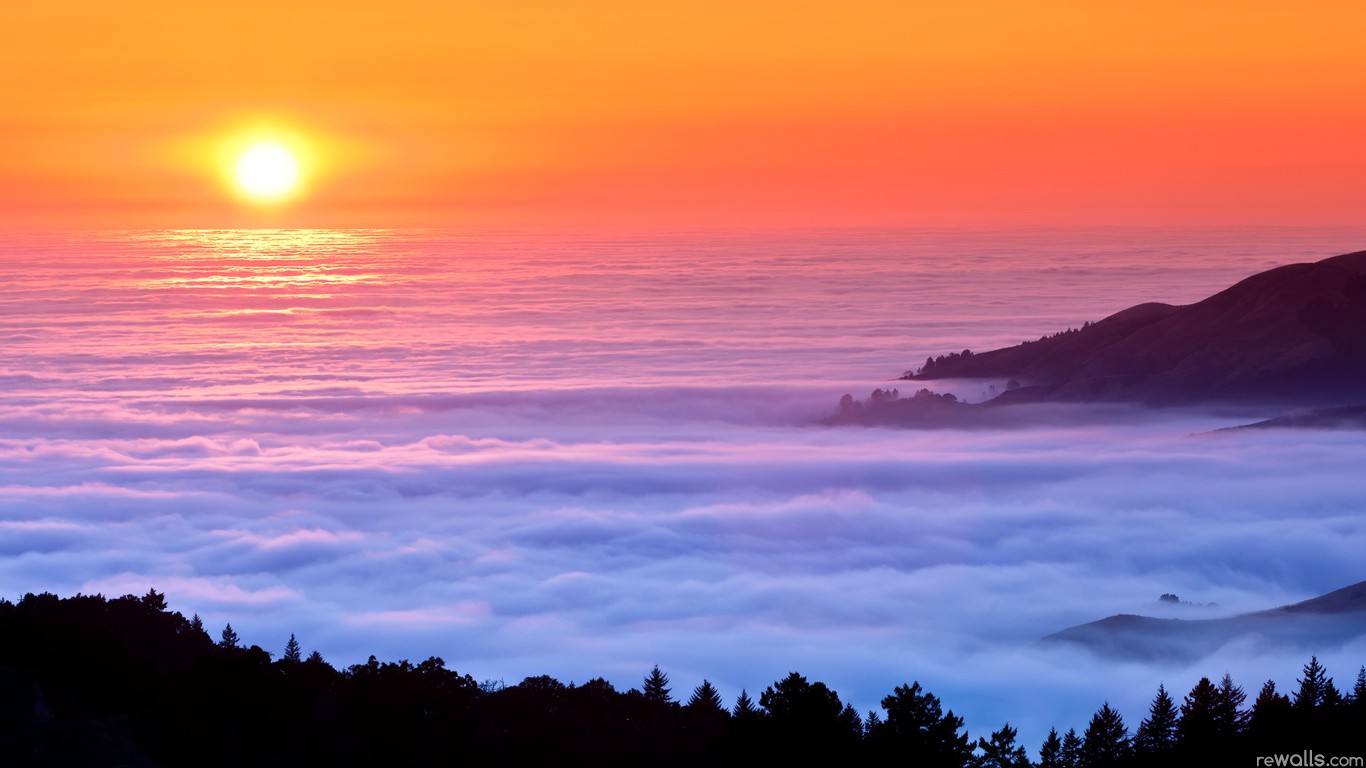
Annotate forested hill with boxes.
[3,591,1366,766]
[906,251,1366,407]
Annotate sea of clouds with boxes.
[3,227,1366,747]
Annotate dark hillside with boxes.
[908,251,1366,407]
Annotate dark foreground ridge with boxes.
[3,590,1366,766]
[1046,579,1366,662]
[830,250,1366,426]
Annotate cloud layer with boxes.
[4,228,1366,748]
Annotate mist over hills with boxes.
[1046,580,1366,662]
[1216,404,1366,432]
[903,250,1366,409]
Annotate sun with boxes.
[234,141,300,201]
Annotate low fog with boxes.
[3,384,1365,746]
[4,228,1366,749]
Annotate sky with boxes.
[4,1,1366,229]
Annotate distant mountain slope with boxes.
[1218,404,1366,432]
[1045,579,1366,661]
[909,251,1366,407]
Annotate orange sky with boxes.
[3,1,1365,229]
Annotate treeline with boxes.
[838,387,961,414]
[907,321,1096,378]
[2,591,1364,766]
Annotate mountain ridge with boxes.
[1045,578,1366,661]
[905,250,1366,408]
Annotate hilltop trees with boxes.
[915,349,974,376]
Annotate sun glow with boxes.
[234,141,300,201]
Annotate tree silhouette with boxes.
[1295,656,1330,709]
[1213,673,1247,736]
[1321,678,1345,709]
[759,673,861,760]
[759,672,836,722]
[1079,702,1130,767]
[13,586,1366,766]
[733,688,760,719]
[1060,728,1083,768]
[1133,684,1177,759]
[1249,679,1292,748]
[840,703,863,735]
[973,723,1030,767]
[870,681,972,766]
[1039,727,1064,768]
[864,709,882,737]
[643,665,673,705]
[1178,676,1220,751]
[141,588,167,612]
[283,633,302,663]
[687,679,725,714]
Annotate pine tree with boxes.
[841,703,863,736]
[1352,666,1366,707]
[306,649,326,665]
[865,710,883,737]
[1060,728,1082,768]
[1321,678,1345,709]
[283,633,302,663]
[1213,673,1248,735]
[220,622,240,649]
[189,613,205,635]
[1080,702,1130,767]
[1179,677,1220,750]
[1250,680,1291,726]
[643,665,673,705]
[974,723,1030,768]
[1039,728,1064,768]
[687,679,725,714]
[733,689,760,719]
[1295,656,1329,709]
[1060,721,1081,765]
[1133,684,1178,758]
